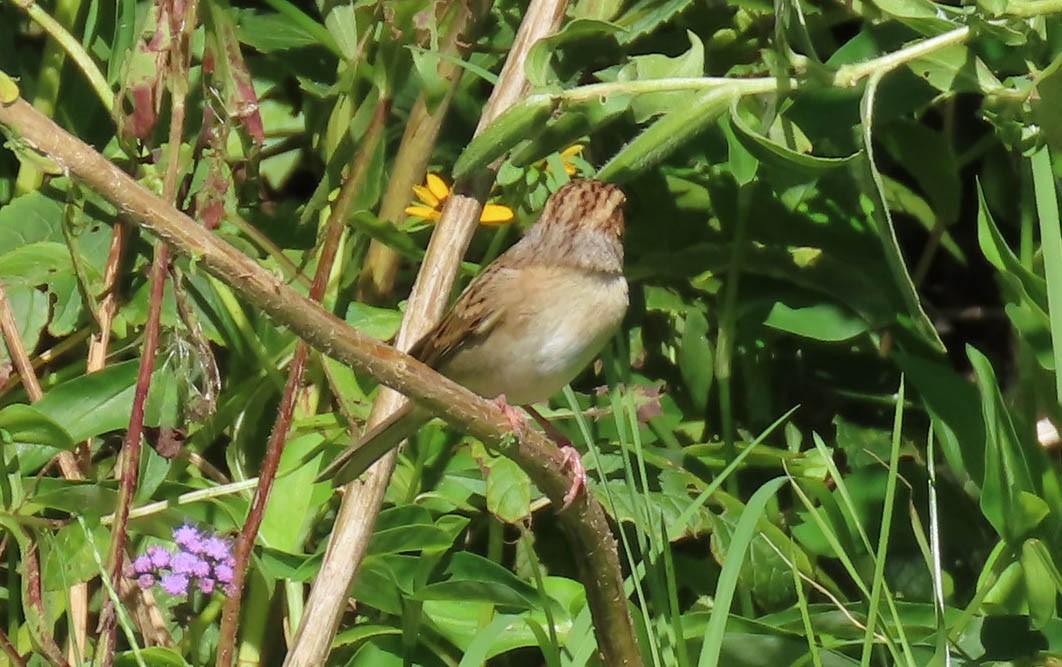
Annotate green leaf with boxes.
[524,19,624,87]
[598,87,733,182]
[41,523,110,590]
[0,403,75,474]
[730,105,860,176]
[34,360,142,442]
[763,300,868,341]
[678,308,713,412]
[612,30,703,122]
[871,0,958,33]
[413,552,551,612]
[236,11,324,53]
[1023,538,1059,629]
[114,648,190,666]
[968,345,1046,540]
[1031,147,1062,405]
[485,456,531,523]
[907,45,1004,96]
[453,98,555,180]
[323,3,358,61]
[345,302,403,341]
[700,477,789,665]
[857,76,943,350]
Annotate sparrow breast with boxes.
[439,264,628,406]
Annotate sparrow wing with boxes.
[408,263,513,369]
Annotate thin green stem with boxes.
[8,0,112,112]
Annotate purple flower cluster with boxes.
[129,524,236,597]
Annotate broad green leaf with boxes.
[345,302,402,341]
[41,522,110,590]
[1023,538,1060,629]
[908,45,1004,96]
[871,0,957,33]
[730,105,860,176]
[34,360,143,442]
[236,11,325,53]
[260,433,331,551]
[485,456,531,523]
[114,648,190,666]
[323,3,357,61]
[763,300,868,341]
[968,345,1046,540]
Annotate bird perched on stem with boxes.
[317,178,628,508]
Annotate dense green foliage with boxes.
[3,0,1062,664]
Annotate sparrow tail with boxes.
[315,404,427,486]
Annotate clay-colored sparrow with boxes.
[319,179,628,505]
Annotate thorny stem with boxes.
[99,0,200,660]
[215,99,391,667]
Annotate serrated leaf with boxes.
[614,30,704,122]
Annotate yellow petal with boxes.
[426,173,451,202]
[412,184,439,208]
[560,144,584,158]
[480,204,515,225]
[405,205,442,221]
[564,162,577,175]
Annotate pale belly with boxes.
[440,270,628,405]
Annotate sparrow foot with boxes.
[559,445,587,511]
[491,394,528,435]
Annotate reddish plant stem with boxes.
[24,543,69,666]
[0,626,26,667]
[214,99,391,667]
[99,243,169,662]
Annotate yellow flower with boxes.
[557,144,583,175]
[405,173,515,225]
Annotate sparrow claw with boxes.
[491,394,528,435]
[558,445,587,511]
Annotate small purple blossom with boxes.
[127,523,235,599]
[147,545,171,568]
[160,573,190,596]
[174,524,207,555]
[171,551,203,576]
[213,562,233,584]
[132,554,153,574]
[202,536,231,561]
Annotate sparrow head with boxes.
[507,179,627,274]
[541,179,627,240]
